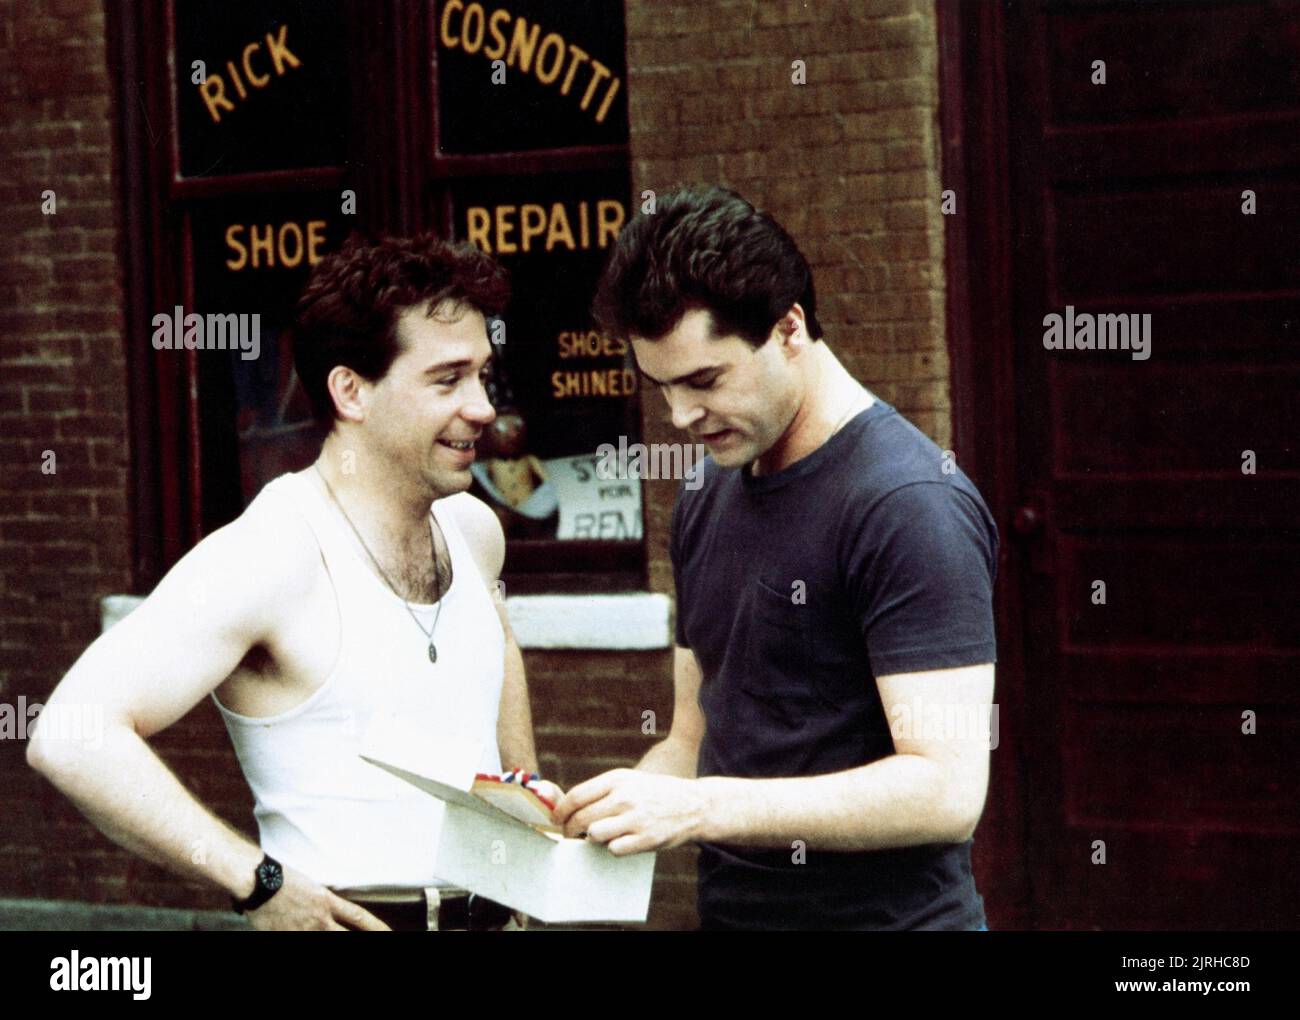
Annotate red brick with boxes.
[88,492,126,519]
[2,619,70,646]
[82,224,118,247]
[0,310,59,336]
[54,308,117,333]
[0,414,57,438]
[758,0,832,27]
[88,438,126,467]
[884,199,930,230]
[30,491,94,517]
[13,16,63,47]
[0,542,36,569]
[24,386,84,414]
[865,0,920,14]
[49,0,100,21]
[0,487,32,515]
[54,414,126,439]
[74,118,114,149]
[890,260,937,289]
[0,516,105,543]
[27,545,100,573]
[38,95,105,121]
[51,254,115,281]
[32,463,122,489]
[24,175,106,203]
[0,438,42,465]
[0,258,54,285]
[21,122,79,151]
[0,851,45,896]
[85,387,127,415]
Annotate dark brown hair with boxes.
[592,185,822,348]
[292,233,509,424]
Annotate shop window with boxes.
[114,0,640,593]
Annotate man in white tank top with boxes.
[28,236,553,930]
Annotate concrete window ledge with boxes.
[101,592,672,651]
[101,595,145,633]
[503,593,671,650]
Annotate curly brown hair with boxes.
[292,232,510,424]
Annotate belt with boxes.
[332,886,517,932]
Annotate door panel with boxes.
[1003,0,1300,930]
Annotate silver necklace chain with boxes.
[314,463,446,664]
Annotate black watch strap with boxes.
[232,853,284,915]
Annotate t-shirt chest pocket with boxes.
[741,579,817,703]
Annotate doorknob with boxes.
[1012,504,1044,536]
[1011,501,1053,575]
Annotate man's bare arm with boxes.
[694,663,994,851]
[636,646,705,778]
[494,602,539,774]
[28,517,284,890]
[445,493,539,775]
[26,508,386,930]
[557,663,995,856]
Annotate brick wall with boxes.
[0,0,138,902]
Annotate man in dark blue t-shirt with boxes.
[555,186,998,930]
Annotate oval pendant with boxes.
[428,642,438,664]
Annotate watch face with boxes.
[258,861,284,892]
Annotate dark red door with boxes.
[994,1,1300,930]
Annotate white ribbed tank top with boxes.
[212,471,505,888]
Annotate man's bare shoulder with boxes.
[33,476,330,744]
[437,490,504,584]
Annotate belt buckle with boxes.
[424,887,471,930]
[466,892,488,931]
[426,887,477,931]
[419,887,508,931]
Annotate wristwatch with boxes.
[231,853,284,914]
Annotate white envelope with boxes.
[359,731,655,924]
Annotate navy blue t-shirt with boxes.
[670,398,998,930]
